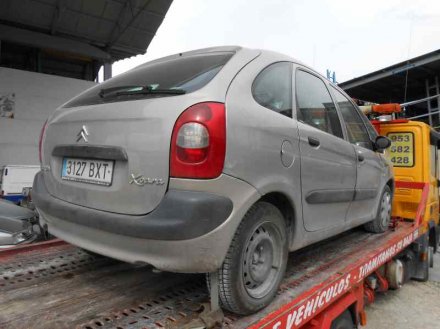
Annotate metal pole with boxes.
[103,62,112,80]
[435,76,440,125]
[425,79,433,125]
[408,109,440,120]
[401,93,440,107]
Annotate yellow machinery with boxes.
[361,103,440,252]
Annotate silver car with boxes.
[33,46,393,314]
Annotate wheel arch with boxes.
[386,178,395,196]
[259,191,297,243]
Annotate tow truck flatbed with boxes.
[0,219,422,329]
[2,95,437,329]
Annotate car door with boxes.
[330,86,385,223]
[295,69,357,232]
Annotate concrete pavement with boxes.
[364,252,440,328]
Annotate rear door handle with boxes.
[308,137,320,147]
[357,153,365,162]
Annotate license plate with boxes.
[61,158,114,186]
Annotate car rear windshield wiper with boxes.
[99,85,186,99]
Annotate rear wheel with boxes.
[429,246,434,268]
[435,225,440,252]
[418,254,430,282]
[430,226,439,253]
[364,185,392,233]
[217,202,288,315]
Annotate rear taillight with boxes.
[170,102,226,179]
[38,120,48,164]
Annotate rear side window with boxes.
[362,115,378,140]
[64,52,234,107]
[252,62,292,118]
[331,87,372,148]
[295,70,343,138]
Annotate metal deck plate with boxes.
[0,243,210,329]
[0,223,416,328]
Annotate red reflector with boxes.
[177,146,209,163]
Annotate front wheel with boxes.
[217,202,288,315]
[364,185,392,233]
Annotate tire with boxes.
[436,225,440,252]
[217,202,288,315]
[435,225,440,253]
[364,185,392,233]
[419,256,430,282]
[429,246,434,268]
[330,310,355,329]
[413,246,430,282]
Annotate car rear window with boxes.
[63,52,234,108]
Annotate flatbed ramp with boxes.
[0,222,418,329]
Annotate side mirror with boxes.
[374,136,392,151]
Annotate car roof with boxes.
[133,45,344,95]
[135,46,243,69]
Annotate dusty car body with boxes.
[33,46,393,314]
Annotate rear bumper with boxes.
[33,172,232,241]
[33,172,260,272]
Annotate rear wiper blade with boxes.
[99,85,186,99]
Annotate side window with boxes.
[252,62,292,118]
[295,70,343,138]
[362,115,378,140]
[331,87,372,148]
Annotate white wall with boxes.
[0,68,95,166]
